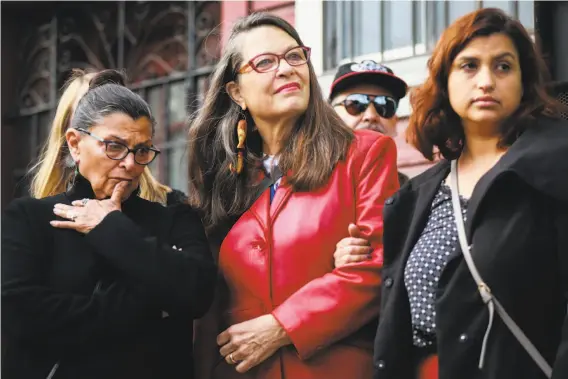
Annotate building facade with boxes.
[0,1,295,207]
[0,1,535,207]
[295,0,535,177]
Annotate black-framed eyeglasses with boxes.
[238,46,311,74]
[76,128,160,166]
[332,94,398,119]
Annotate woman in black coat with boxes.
[1,70,216,379]
[335,8,567,379]
[371,8,568,379]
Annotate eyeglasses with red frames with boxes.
[238,46,311,74]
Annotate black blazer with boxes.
[1,176,217,379]
[373,117,568,379]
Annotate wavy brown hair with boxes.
[187,13,353,230]
[407,7,563,161]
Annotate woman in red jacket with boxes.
[187,12,399,379]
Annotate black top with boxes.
[1,175,216,379]
[167,189,188,206]
[398,171,410,187]
[374,117,568,379]
[404,183,468,347]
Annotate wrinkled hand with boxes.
[217,314,291,374]
[333,223,372,267]
[51,181,128,234]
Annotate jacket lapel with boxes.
[463,117,568,239]
[398,162,450,265]
[463,153,512,240]
[249,173,272,231]
[269,177,292,222]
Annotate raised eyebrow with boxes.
[493,52,517,61]
[455,56,479,63]
[134,142,153,149]
[456,52,516,63]
[108,135,152,148]
[254,45,300,58]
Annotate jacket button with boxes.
[376,360,386,369]
[384,277,393,288]
[459,333,468,343]
[385,197,395,205]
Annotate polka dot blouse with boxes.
[404,182,469,347]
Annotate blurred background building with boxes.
[2,1,566,208]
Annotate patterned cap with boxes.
[329,60,408,101]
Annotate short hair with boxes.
[406,8,562,161]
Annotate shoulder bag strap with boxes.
[449,159,552,378]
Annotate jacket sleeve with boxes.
[84,203,217,318]
[552,204,568,379]
[1,199,156,350]
[272,136,400,359]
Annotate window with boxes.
[6,2,221,201]
[323,0,534,70]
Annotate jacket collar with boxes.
[497,116,568,203]
[405,116,568,241]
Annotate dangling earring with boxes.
[67,160,79,191]
[229,119,247,174]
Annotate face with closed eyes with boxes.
[447,33,523,133]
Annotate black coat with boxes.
[373,117,568,379]
[1,176,217,379]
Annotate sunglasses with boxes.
[333,94,398,118]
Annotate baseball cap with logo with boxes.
[329,60,408,101]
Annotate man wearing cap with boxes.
[329,60,410,185]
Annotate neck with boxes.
[460,122,507,164]
[254,115,297,156]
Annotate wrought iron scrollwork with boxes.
[195,1,221,68]
[124,2,190,82]
[17,21,55,111]
[16,1,221,111]
[57,3,119,79]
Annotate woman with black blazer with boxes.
[335,8,568,379]
[372,8,568,379]
[1,70,216,379]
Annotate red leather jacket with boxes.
[195,130,400,379]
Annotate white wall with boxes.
[294,0,431,117]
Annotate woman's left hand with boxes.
[51,181,128,234]
[217,314,291,374]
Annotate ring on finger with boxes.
[68,212,77,221]
[81,198,89,206]
[229,353,237,364]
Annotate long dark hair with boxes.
[187,13,353,230]
[407,8,563,161]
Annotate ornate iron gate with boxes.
[9,1,220,197]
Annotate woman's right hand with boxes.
[334,224,372,267]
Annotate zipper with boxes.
[46,362,59,379]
